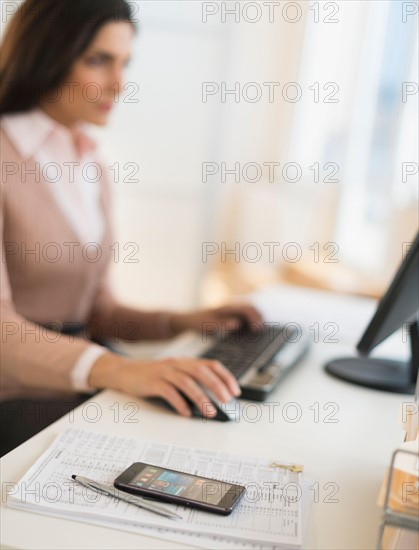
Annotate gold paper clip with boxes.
[269,462,303,473]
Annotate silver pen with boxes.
[71,474,183,520]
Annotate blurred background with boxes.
[3,0,418,311]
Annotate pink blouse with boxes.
[1,108,114,400]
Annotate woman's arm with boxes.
[1,258,241,415]
[86,280,179,341]
[0,265,101,400]
[87,280,265,342]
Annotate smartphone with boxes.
[114,462,245,515]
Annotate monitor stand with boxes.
[324,321,418,395]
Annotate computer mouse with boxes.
[149,389,239,422]
[181,388,240,422]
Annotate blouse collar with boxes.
[1,107,97,160]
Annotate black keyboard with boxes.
[199,325,292,379]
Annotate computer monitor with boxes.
[325,232,419,394]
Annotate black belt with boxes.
[42,322,87,336]
[41,322,126,355]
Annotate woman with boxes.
[0,0,263,452]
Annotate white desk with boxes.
[0,286,412,550]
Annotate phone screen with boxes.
[128,465,234,505]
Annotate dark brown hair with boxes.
[0,0,137,115]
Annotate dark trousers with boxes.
[0,393,95,457]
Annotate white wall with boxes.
[94,2,231,309]
[2,0,416,308]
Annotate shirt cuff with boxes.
[70,345,108,393]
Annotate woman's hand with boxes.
[88,302,263,418]
[88,353,241,418]
[169,302,265,336]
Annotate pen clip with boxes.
[85,482,113,496]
